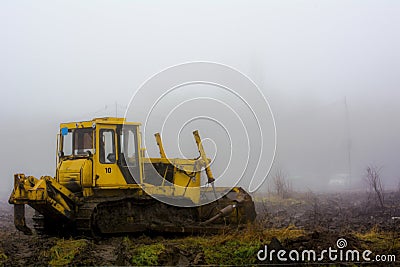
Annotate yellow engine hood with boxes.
[58,159,92,192]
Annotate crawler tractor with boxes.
[9,117,256,235]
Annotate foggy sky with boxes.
[1,0,400,197]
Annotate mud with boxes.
[1,192,399,266]
[256,191,400,232]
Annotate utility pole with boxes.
[344,96,352,187]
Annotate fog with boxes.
[1,1,400,197]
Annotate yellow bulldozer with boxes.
[9,117,256,235]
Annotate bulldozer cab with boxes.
[57,118,143,196]
[56,118,209,204]
[56,117,205,200]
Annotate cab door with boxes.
[95,124,126,186]
[117,125,141,184]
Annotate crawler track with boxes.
[32,189,256,235]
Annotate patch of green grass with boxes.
[121,226,306,266]
[162,235,261,265]
[175,226,305,265]
[49,239,88,266]
[203,239,261,265]
[354,226,400,253]
[261,225,306,242]
[255,194,307,206]
[130,243,164,266]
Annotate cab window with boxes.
[61,128,93,156]
[62,131,73,156]
[100,129,116,164]
[74,129,94,155]
[120,127,138,167]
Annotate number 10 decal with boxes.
[105,167,112,173]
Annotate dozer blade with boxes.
[14,204,32,235]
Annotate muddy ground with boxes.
[1,191,400,266]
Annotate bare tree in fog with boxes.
[272,169,292,199]
[365,165,385,208]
